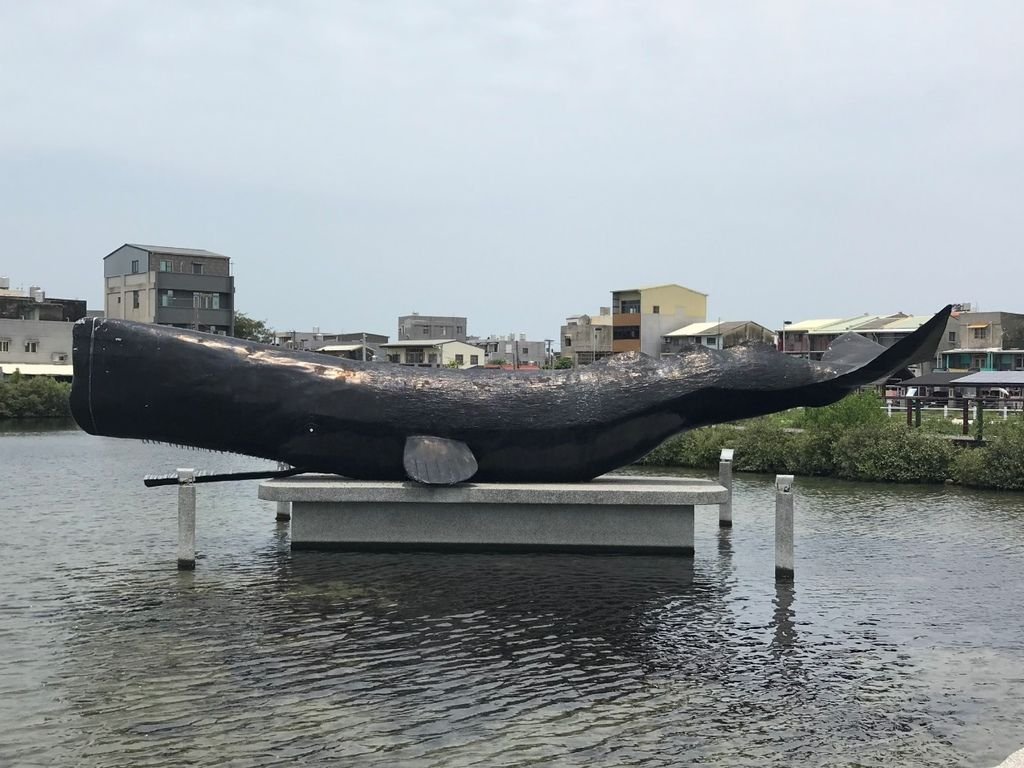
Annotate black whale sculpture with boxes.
[70,306,951,484]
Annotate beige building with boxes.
[610,284,708,357]
[380,339,486,369]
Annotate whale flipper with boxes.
[403,436,478,485]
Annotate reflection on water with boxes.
[2,427,1023,766]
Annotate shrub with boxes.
[833,422,955,484]
[951,421,1024,490]
[796,390,886,432]
[0,374,72,419]
[731,418,797,474]
[639,425,740,468]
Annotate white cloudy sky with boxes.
[1,1,1021,339]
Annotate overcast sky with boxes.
[1,1,1021,340]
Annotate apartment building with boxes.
[103,244,235,335]
[609,284,707,357]
[940,311,1024,372]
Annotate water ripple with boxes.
[1,432,1023,766]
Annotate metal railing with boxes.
[881,395,1024,436]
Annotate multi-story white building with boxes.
[0,279,85,378]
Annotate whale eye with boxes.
[304,421,318,435]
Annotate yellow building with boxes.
[610,284,708,356]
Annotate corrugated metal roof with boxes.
[898,372,964,387]
[666,321,718,337]
[128,244,228,259]
[879,315,933,332]
[782,318,843,332]
[951,371,1024,386]
[807,315,895,334]
[665,321,757,338]
[0,363,74,376]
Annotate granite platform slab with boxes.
[259,474,728,555]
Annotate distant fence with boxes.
[881,395,1024,435]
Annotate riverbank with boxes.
[638,393,1024,491]
[0,374,71,419]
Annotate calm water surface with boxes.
[1,424,1023,767]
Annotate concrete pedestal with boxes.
[258,475,728,555]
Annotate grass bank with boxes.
[637,392,1024,491]
[0,374,72,419]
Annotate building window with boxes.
[973,327,988,340]
[455,354,464,365]
[117,296,121,303]
[1015,355,1024,370]
[706,337,717,345]
[440,326,449,335]
[192,262,204,275]
[132,290,140,309]
[161,290,173,307]
[159,259,172,272]
[620,300,641,314]
[130,259,140,273]
[653,305,660,314]
[407,350,424,364]
[25,340,38,353]
[564,337,572,347]
[612,326,640,340]
[521,346,528,355]
[0,339,9,353]
[456,325,463,335]
[388,354,401,363]
[470,355,479,365]
[422,327,429,335]
[948,331,956,343]
[428,353,438,364]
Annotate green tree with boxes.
[554,357,573,369]
[233,312,275,344]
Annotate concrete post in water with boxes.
[275,462,292,521]
[177,468,196,570]
[718,448,734,528]
[775,474,794,581]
